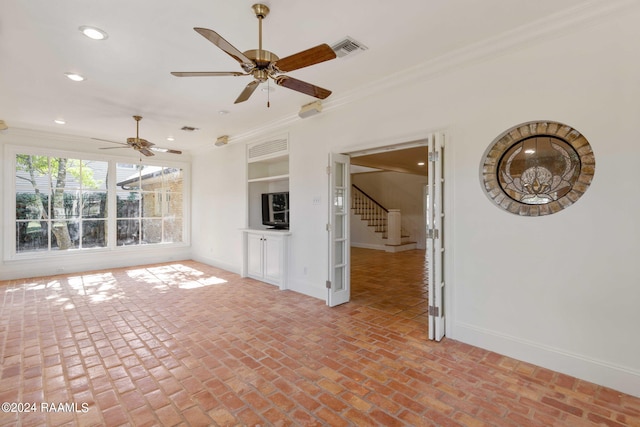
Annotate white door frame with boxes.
[329,131,450,341]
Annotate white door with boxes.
[427,133,445,341]
[327,153,350,307]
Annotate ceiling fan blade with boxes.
[138,148,155,157]
[151,147,182,155]
[274,76,332,99]
[171,71,247,77]
[275,44,336,73]
[234,80,260,104]
[194,28,253,66]
[92,137,127,145]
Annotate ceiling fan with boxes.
[171,3,337,104]
[93,116,182,157]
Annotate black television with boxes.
[261,192,290,229]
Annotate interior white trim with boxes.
[453,321,640,398]
[211,0,638,149]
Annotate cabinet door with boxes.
[263,235,283,284]
[247,233,264,278]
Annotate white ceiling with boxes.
[0,0,592,154]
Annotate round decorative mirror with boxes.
[481,121,595,216]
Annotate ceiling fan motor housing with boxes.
[243,49,279,67]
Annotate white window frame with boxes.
[3,144,190,261]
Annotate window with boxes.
[115,164,183,246]
[15,155,108,252]
[12,149,186,256]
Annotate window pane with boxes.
[334,214,345,239]
[82,192,107,218]
[82,220,107,248]
[81,160,108,191]
[141,192,161,217]
[51,220,79,250]
[334,188,345,213]
[51,158,82,189]
[335,163,344,187]
[163,218,182,243]
[334,266,344,291]
[166,192,183,217]
[16,155,50,190]
[117,192,140,218]
[16,221,48,252]
[16,193,46,220]
[142,219,162,244]
[164,167,183,188]
[140,166,164,191]
[116,164,140,190]
[117,219,139,246]
[51,189,81,219]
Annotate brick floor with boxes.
[0,250,639,426]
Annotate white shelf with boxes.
[248,174,289,183]
[248,157,289,181]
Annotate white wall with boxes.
[191,4,640,397]
[189,141,246,273]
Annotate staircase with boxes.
[351,185,417,252]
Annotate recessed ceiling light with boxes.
[261,86,275,93]
[167,136,175,142]
[218,110,229,115]
[79,26,108,40]
[65,73,85,82]
[54,119,66,125]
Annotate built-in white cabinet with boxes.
[243,137,291,288]
[242,229,291,289]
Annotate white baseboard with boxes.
[190,254,240,275]
[285,278,326,301]
[351,242,386,251]
[452,321,640,398]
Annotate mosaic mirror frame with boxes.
[481,121,595,216]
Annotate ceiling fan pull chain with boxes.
[267,79,270,108]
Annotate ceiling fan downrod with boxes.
[133,115,142,142]
[252,4,269,55]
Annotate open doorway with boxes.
[348,143,430,322]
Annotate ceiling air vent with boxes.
[331,36,368,58]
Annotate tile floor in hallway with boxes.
[0,251,639,426]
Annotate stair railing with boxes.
[351,185,388,233]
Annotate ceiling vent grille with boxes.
[248,138,288,160]
[331,36,368,58]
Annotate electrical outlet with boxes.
[312,196,321,205]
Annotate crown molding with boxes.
[323,0,638,113]
[194,0,637,150]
